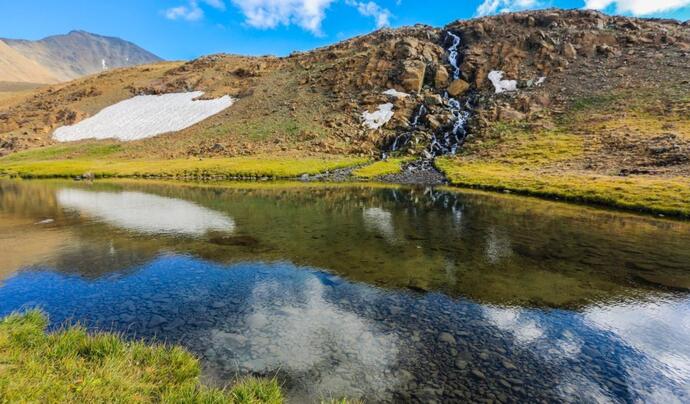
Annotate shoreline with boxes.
[1,159,689,220]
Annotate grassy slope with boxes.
[437,90,690,218]
[437,159,690,217]
[0,310,282,403]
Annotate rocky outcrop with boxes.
[447,79,470,97]
[400,60,427,93]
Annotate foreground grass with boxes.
[351,157,412,179]
[0,155,367,179]
[0,310,282,403]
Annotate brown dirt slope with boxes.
[0,40,60,84]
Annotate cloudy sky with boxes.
[1,0,688,59]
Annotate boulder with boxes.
[448,79,470,97]
[426,114,442,130]
[424,94,443,106]
[562,42,577,59]
[434,65,450,88]
[400,60,427,93]
[498,106,526,122]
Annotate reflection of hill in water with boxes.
[2,179,690,309]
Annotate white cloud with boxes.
[584,0,690,15]
[475,0,543,16]
[346,1,392,28]
[168,0,392,35]
[165,0,226,21]
[230,0,336,35]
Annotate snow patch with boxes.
[382,89,409,98]
[488,70,517,94]
[361,103,394,130]
[535,76,546,86]
[52,91,235,142]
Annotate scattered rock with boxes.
[424,94,443,106]
[438,332,456,345]
[148,315,167,328]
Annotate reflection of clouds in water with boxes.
[585,299,690,401]
[483,306,544,344]
[210,274,400,400]
[557,373,615,404]
[362,207,398,244]
[485,299,690,403]
[485,226,512,263]
[57,189,235,236]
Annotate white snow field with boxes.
[57,189,235,236]
[488,70,518,94]
[361,103,395,130]
[52,91,235,142]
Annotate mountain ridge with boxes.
[0,30,162,84]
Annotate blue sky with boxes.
[1,0,688,60]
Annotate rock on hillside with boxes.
[1,30,162,83]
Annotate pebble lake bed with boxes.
[1,178,689,403]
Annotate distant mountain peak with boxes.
[0,30,161,84]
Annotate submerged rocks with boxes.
[438,332,457,345]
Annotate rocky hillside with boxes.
[0,30,162,84]
[0,9,688,168]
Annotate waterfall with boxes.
[381,30,474,163]
[447,32,461,80]
[425,31,473,158]
[382,104,427,159]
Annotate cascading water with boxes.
[379,30,474,183]
[426,31,474,158]
[447,32,462,81]
[382,104,427,159]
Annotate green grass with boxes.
[0,156,367,179]
[0,310,283,403]
[4,143,124,162]
[436,159,690,217]
[352,158,412,179]
[441,114,690,217]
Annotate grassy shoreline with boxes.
[0,156,367,180]
[0,310,283,403]
[1,154,688,219]
[436,158,690,218]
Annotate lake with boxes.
[1,179,689,403]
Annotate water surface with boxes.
[1,179,689,402]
